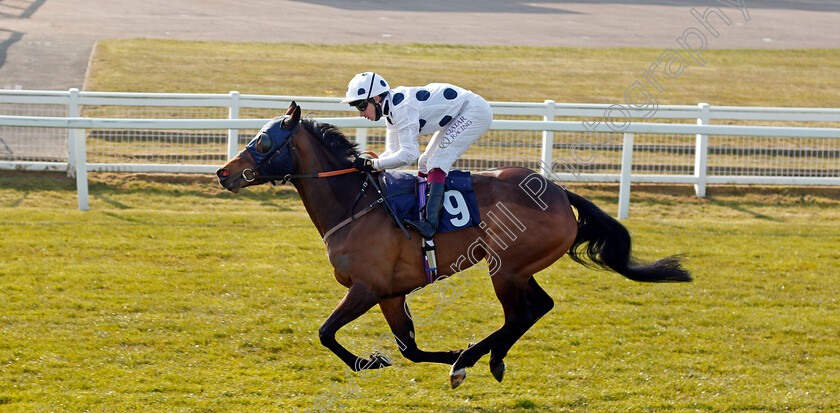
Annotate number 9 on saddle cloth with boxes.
[380,170,481,234]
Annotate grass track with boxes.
[6,39,840,411]
[86,40,840,107]
[2,172,840,411]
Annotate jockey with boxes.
[342,72,493,239]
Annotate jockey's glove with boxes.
[353,157,375,172]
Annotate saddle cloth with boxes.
[379,170,481,234]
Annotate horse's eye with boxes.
[257,132,272,154]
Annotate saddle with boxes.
[378,170,481,233]
[378,170,482,285]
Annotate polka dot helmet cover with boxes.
[341,72,391,103]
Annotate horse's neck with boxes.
[294,175,366,236]
[292,148,367,238]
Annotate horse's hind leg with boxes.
[378,296,464,365]
[488,276,554,382]
[449,275,553,388]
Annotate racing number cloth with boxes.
[380,170,481,234]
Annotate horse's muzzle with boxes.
[216,168,241,193]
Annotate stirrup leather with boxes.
[404,181,445,239]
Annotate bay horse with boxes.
[216,102,690,388]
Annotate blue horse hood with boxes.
[244,116,297,177]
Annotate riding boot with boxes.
[404,182,445,239]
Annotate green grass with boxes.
[86,40,840,107]
[8,39,840,411]
[2,171,840,411]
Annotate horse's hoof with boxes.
[355,352,392,371]
[371,352,393,369]
[449,367,467,389]
[490,360,505,382]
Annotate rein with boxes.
[247,167,360,185]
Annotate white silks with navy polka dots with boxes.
[375,83,493,175]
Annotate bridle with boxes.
[239,123,357,185]
[231,121,408,242]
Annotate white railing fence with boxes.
[2,89,840,218]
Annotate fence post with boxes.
[67,88,89,211]
[66,88,79,178]
[540,100,556,178]
[73,128,89,211]
[618,132,634,220]
[355,128,368,153]
[694,103,710,198]
[227,91,240,160]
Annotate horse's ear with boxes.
[285,101,297,116]
[283,101,301,129]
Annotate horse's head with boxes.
[217,101,302,193]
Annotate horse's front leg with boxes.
[318,281,391,371]
[378,296,464,365]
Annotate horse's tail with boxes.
[564,190,691,283]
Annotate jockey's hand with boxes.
[353,157,375,172]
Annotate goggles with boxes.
[349,98,372,112]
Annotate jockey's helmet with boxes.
[341,72,390,103]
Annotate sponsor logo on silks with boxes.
[439,115,472,148]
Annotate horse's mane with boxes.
[300,117,360,166]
